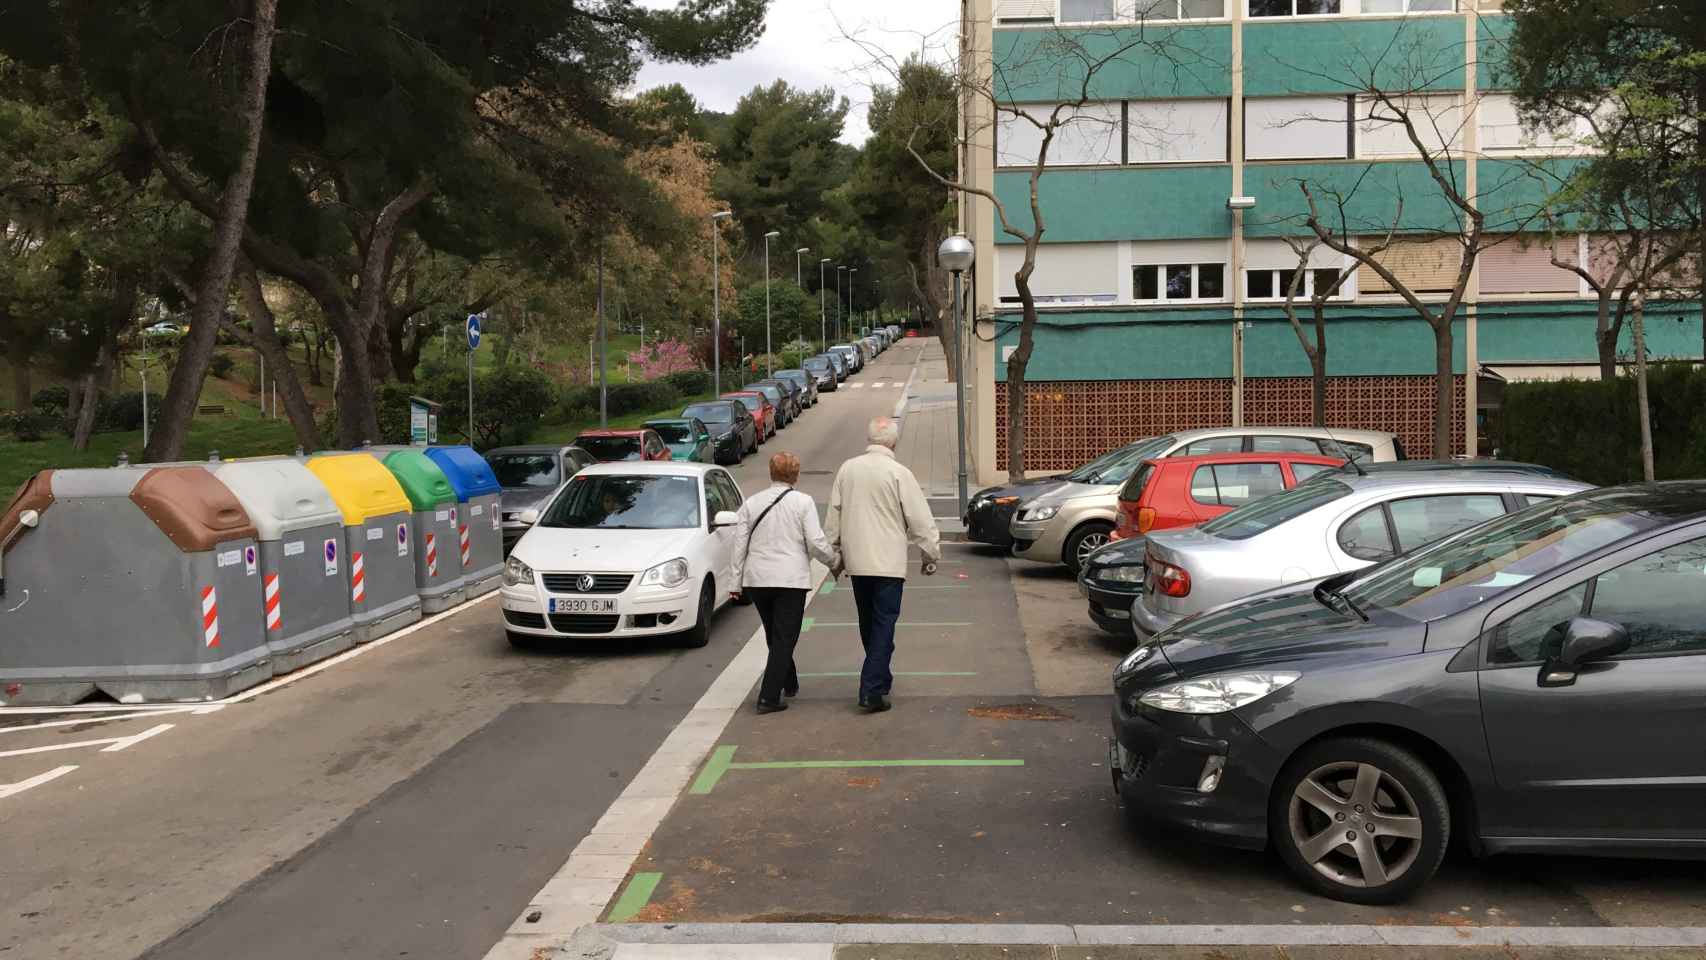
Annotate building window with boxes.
[1135,0,1227,16]
[1478,93,1591,154]
[1246,268,1346,300]
[1249,0,1341,16]
[1356,93,1464,159]
[998,242,1121,305]
[1061,0,1117,21]
[997,102,1123,168]
[1128,99,1229,164]
[1134,263,1226,302]
[1361,0,1456,11]
[1245,96,1350,160]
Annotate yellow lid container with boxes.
[305,452,411,526]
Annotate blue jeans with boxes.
[851,575,905,701]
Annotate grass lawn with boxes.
[0,417,300,496]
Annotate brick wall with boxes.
[994,375,1467,471]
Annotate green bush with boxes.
[98,392,163,433]
[208,352,235,379]
[31,385,70,419]
[1501,364,1706,485]
[661,369,712,397]
[3,412,58,442]
[604,381,680,417]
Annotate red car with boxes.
[722,392,776,442]
[572,428,672,463]
[1112,451,1346,541]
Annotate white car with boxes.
[499,461,746,647]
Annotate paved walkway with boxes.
[894,336,965,502]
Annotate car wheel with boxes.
[681,576,715,648]
[1270,737,1450,905]
[1063,522,1115,574]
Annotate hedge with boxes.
[1500,364,1706,485]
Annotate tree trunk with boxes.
[1595,289,1618,381]
[143,0,278,462]
[306,324,325,387]
[9,352,31,412]
[386,306,425,384]
[1006,290,1039,483]
[71,315,125,452]
[238,264,321,450]
[1432,317,1454,459]
[1632,294,1655,482]
[1311,304,1328,429]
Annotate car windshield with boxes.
[540,474,701,530]
[1201,479,1353,541]
[1067,437,1170,485]
[683,404,732,424]
[804,359,829,372]
[576,435,643,461]
[649,423,693,443]
[486,454,559,489]
[1341,491,1682,622]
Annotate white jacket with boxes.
[730,483,838,589]
[824,445,941,579]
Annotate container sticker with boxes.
[471,505,484,517]
[323,538,339,577]
[217,549,241,568]
[491,508,500,531]
[244,545,258,576]
[435,509,450,522]
[367,527,384,541]
[397,523,409,557]
[284,540,306,557]
[451,506,459,524]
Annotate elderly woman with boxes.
[731,452,839,714]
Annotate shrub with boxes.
[30,385,70,419]
[604,381,680,417]
[661,369,712,397]
[208,352,235,379]
[1501,363,1706,484]
[4,412,58,442]
[98,392,163,433]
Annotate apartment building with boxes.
[954,0,1703,477]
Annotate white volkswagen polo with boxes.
[499,461,746,647]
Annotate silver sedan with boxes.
[1131,469,1592,641]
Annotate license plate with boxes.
[550,597,616,614]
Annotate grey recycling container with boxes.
[304,453,423,643]
[372,449,466,614]
[210,458,356,674]
[426,445,504,597]
[0,467,271,705]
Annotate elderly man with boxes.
[824,416,942,713]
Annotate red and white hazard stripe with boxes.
[426,532,438,577]
[200,586,221,648]
[458,523,471,567]
[351,552,366,604]
[264,574,282,632]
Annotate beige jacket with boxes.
[824,445,941,579]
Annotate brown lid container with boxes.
[130,467,258,552]
[1,471,53,555]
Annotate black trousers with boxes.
[747,586,808,705]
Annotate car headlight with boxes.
[504,556,535,587]
[1025,505,1059,522]
[1138,672,1301,715]
[1097,564,1146,583]
[639,557,690,588]
[1113,644,1154,679]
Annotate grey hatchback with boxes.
[1111,482,1706,904]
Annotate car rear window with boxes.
[1120,463,1157,502]
[683,404,732,424]
[1201,479,1354,541]
[575,436,643,461]
[649,423,693,443]
[486,454,559,489]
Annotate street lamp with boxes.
[938,233,976,514]
[795,247,810,351]
[849,267,858,336]
[763,230,781,378]
[711,211,733,396]
[836,265,847,341]
[819,258,831,353]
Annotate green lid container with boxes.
[379,450,456,512]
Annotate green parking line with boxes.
[798,671,977,678]
[689,745,739,795]
[800,616,816,633]
[605,872,663,922]
[818,579,836,595]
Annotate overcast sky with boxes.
[633,0,960,143]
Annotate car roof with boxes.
[1329,458,1568,478]
[643,417,697,426]
[1147,451,1347,467]
[485,444,576,456]
[1324,470,1592,494]
[575,429,650,439]
[576,460,722,479]
[1166,426,1398,443]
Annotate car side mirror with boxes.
[519,508,541,525]
[1540,617,1630,687]
[712,510,741,529]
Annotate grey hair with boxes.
[868,416,900,448]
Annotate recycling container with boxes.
[305,453,423,642]
[425,445,503,597]
[374,449,466,613]
[209,458,356,674]
[0,467,270,705]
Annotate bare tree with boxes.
[1277,223,1392,427]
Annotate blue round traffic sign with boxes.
[466,314,482,350]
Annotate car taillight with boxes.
[1137,506,1157,534]
[1146,551,1191,598]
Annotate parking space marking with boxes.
[0,721,173,759]
[0,707,199,735]
[0,764,78,799]
[849,382,865,389]
[605,872,663,923]
[688,745,1023,795]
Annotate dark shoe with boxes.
[858,696,891,714]
[756,701,788,715]
[783,684,799,698]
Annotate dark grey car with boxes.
[483,445,597,553]
[744,381,796,426]
[1111,482,1706,904]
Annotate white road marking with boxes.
[0,707,199,735]
[872,381,888,388]
[0,722,174,759]
[0,765,78,799]
[850,382,865,389]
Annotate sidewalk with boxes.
[894,336,967,509]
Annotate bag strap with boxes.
[740,487,795,569]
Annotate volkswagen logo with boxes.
[576,574,596,593]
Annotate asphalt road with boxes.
[0,340,926,960]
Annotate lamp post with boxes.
[819,258,831,353]
[763,230,780,377]
[849,268,858,337]
[710,211,732,396]
[836,265,846,341]
[938,234,976,514]
[796,247,810,350]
